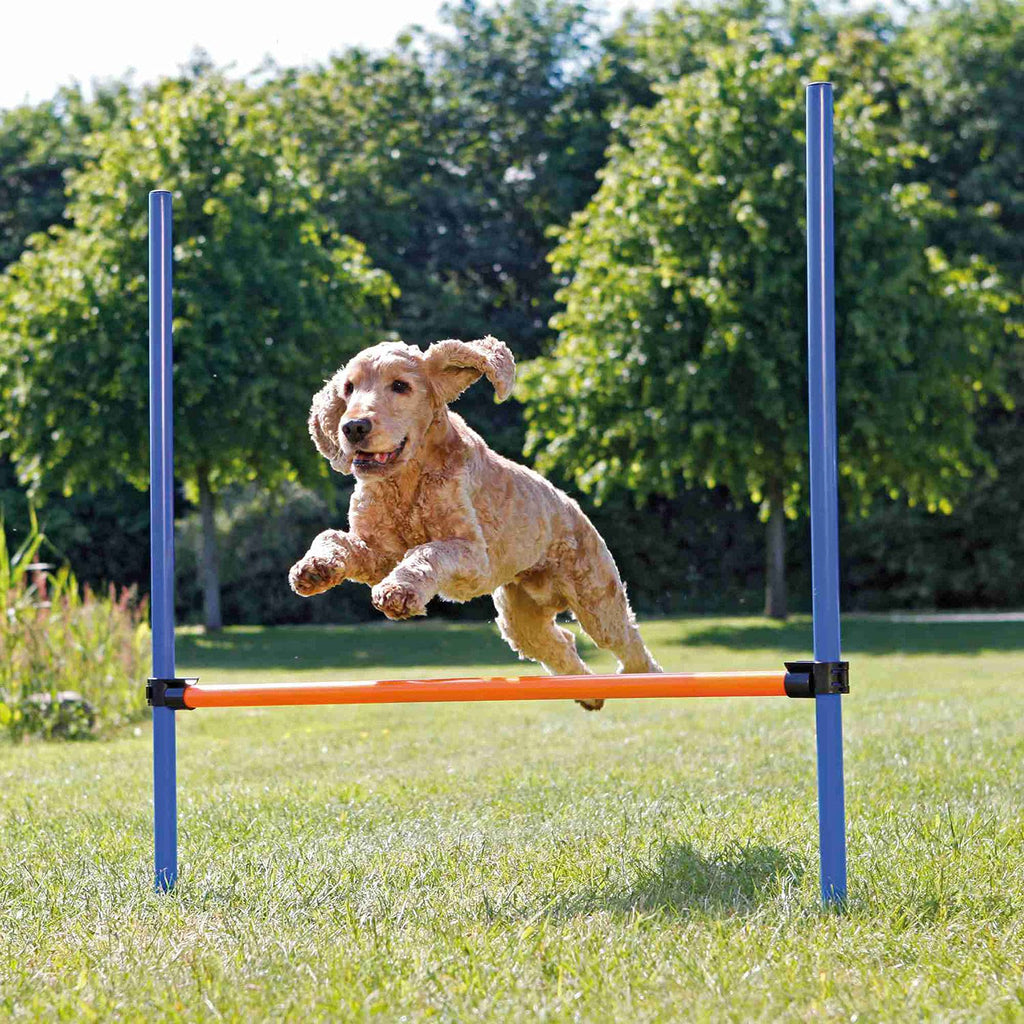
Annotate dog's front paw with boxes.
[289,556,341,597]
[371,579,427,620]
[575,698,605,712]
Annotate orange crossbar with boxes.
[182,671,788,709]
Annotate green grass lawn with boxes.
[1,615,1022,1021]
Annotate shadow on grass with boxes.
[523,842,804,921]
[183,840,803,922]
[176,620,518,673]
[677,619,1024,656]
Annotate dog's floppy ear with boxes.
[424,336,515,405]
[308,376,352,473]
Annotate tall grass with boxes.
[0,512,150,739]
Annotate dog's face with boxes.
[308,338,515,480]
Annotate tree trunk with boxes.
[764,483,788,620]
[198,471,223,633]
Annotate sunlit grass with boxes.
[1,616,1021,1020]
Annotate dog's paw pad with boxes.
[372,580,426,620]
[575,698,605,712]
[289,559,335,597]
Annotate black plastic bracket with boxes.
[146,677,197,711]
[783,661,849,698]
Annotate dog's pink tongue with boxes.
[374,452,389,464]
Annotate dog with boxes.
[288,337,661,709]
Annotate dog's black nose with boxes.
[341,418,372,445]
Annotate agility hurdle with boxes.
[147,83,849,902]
[149,668,827,709]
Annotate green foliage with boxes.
[869,0,1024,613]
[840,353,1024,610]
[0,0,1021,622]
[598,0,905,120]
[0,72,394,502]
[278,1,615,453]
[0,100,78,271]
[521,23,1013,524]
[0,83,131,271]
[0,517,149,739]
[898,0,1023,283]
[585,486,768,613]
[284,1,607,352]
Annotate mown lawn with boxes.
[1,615,1022,1021]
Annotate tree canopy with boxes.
[0,73,394,499]
[518,23,1014,613]
[0,0,1019,624]
[0,73,395,628]
[898,0,1023,284]
[0,84,131,271]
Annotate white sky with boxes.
[0,0,665,111]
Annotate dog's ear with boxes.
[424,336,515,405]
[308,376,353,473]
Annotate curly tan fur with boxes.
[289,337,661,709]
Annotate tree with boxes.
[828,0,1024,613]
[518,26,1012,618]
[0,72,394,631]
[0,100,78,272]
[278,0,614,454]
[898,0,1022,284]
[0,83,132,271]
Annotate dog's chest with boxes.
[389,506,433,550]
[351,483,445,553]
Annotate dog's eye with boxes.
[391,380,411,394]
[343,381,353,397]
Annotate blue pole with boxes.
[149,190,178,892]
[806,83,847,905]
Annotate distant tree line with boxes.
[0,0,1020,629]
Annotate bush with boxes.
[0,515,150,740]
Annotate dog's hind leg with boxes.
[571,590,662,676]
[493,584,604,711]
[563,532,662,678]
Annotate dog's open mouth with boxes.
[353,437,407,469]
